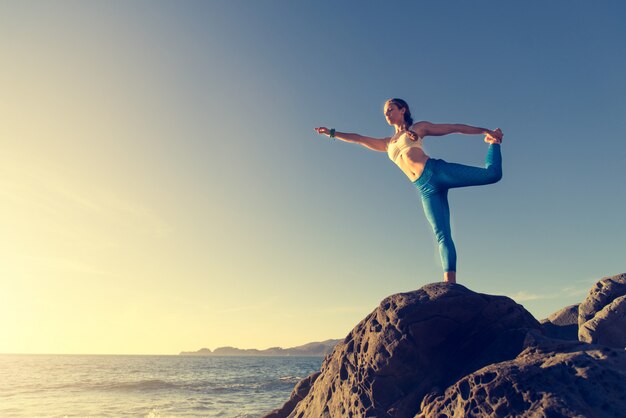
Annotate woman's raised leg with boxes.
[433,144,502,190]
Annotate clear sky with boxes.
[1,1,625,355]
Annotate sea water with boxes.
[0,354,323,417]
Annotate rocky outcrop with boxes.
[579,295,626,347]
[578,273,626,326]
[267,274,626,418]
[419,332,626,417]
[578,273,626,348]
[270,283,540,418]
[540,304,579,341]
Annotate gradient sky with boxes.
[1,1,625,355]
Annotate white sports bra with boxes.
[387,131,424,163]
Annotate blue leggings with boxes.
[413,144,502,272]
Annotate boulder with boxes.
[279,283,541,418]
[419,332,626,418]
[579,295,626,348]
[578,273,626,327]
[578,273,626,347]
[540,304,579,341]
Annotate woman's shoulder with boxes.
[410,121,430,138]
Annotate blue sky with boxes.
[1,1,625,354]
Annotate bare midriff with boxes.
[394,147,430,182]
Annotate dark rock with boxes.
[540,304,579,341]
[281,283,541,418]
[268,275,626,417]
[578,273,626,347]
[419,331,626,418]
[263,372,320,418]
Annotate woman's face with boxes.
[384,102,405,126]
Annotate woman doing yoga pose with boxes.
[314,98,503,284]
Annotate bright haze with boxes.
[1,1,625,354]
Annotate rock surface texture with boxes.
[579,294,626,347]
[269,283,540,418]
[578,273,626,348]
[540,304,579,341]
[418,333,626,418]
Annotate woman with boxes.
[314,98,503,284]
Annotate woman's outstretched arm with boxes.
[414,122,502,141]
[314,127,389,152]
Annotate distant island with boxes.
[179,339,342,357]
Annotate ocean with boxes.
[0,354,323,417]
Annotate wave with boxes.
[97,379,179,392]
[278,375,302,383]
[9,378,296,396]
[1,380,178,395]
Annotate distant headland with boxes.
[179,339,341,357]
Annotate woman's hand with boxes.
[314,127,331,136]
[484,128,503,144]
[488,128,503,140]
